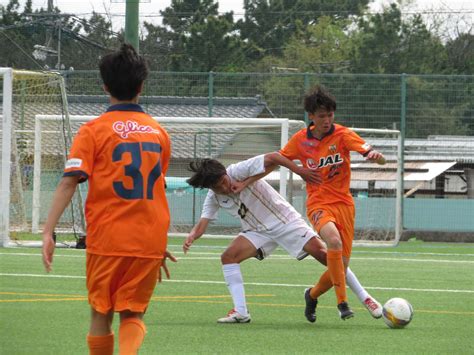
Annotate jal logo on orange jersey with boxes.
[307,153,343,170]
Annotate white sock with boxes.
[345,267,369,303]
[222,263,248,316]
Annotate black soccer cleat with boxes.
[304,288,318,323]
[337,301,354,320]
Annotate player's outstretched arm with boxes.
[183,218,211,254]
[366,150,386,165]
[42,176,80,272]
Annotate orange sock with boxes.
[87,333,114,355]
[119,318,146,355]
[310,270,333,299]
[327,249,347,304]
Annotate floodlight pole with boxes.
[125,0,140,52]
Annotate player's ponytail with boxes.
[187,159,227,189]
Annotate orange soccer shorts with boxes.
[86,253,162,314]
[307,202,355,258]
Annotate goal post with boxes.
[0,69,84,247]
[350,127,403,246]
[0,68,13,247]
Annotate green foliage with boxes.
[351,4,448,74]
[445,33,474,74]
[141,0,248,71]
[237,0,370,60]
[1,1,472,75]
[260,16,352,73]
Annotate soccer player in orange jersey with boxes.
[42,44,175,355]
[265,85,386,320]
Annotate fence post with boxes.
[304,73,309,125]
[399,73,407,236]
[208,71,214,117]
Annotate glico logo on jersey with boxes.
[113,120,160,139]
[307,153,343,169]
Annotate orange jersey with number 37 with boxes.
[64,104,171,259]
[280,123,371,209]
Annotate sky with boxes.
[2,0,473,33]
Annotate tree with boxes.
[445,33,474,74]
[263,16,353,73]
[0,0,40,68]
[237,0,370,60]
[351,4,447,74]
[141,0,247,72]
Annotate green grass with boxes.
[1,238,474,354]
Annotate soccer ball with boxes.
[382,298,414,329]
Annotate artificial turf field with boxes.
[1,237,473,354]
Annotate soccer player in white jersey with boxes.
[183,154,382,323]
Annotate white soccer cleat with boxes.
[363,296,383,319]
[217,309,251,323]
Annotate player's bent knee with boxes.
[221,250,240,264]
[325,236,342,250]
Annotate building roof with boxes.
[66,95,270,118]
[351,136,474,164]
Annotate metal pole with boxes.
[125,0,140,52]
[304,73,309,125]
[279,119,289,199]
[57,24,61,70]
[208,72,214,117]
[398,73,407,243]
[1,68,13,246]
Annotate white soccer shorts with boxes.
[240,219,318,260]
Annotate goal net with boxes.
[0,69,85,247]
[350,128,402,245]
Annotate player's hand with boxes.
[231,180,248,194]
[182,235,195,254]
[297,167,322,185]
[158,250,177,282]
[366,150,386,165]
[42,232,56,273]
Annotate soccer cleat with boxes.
[363,296,383,319]
[337,302,354,320]
[304,288,318,323]
[217,309,251,323]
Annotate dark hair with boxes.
[187,159,227,189]
[303,85,336,114]
[99,43,148,100]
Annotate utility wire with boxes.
[0,30,45,70]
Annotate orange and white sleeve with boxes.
[63,124,95,182]
[344,129,372,157]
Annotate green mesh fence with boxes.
[62,71,474,138]
[3,70,472,239]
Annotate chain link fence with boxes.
[62,71,474,138]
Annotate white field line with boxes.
[6,243,474,257]
[167,244,474,257]
[1,252,474,264]
[0,272,473,294]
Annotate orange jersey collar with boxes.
[306,122,335,141]
[106,103,144,112]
